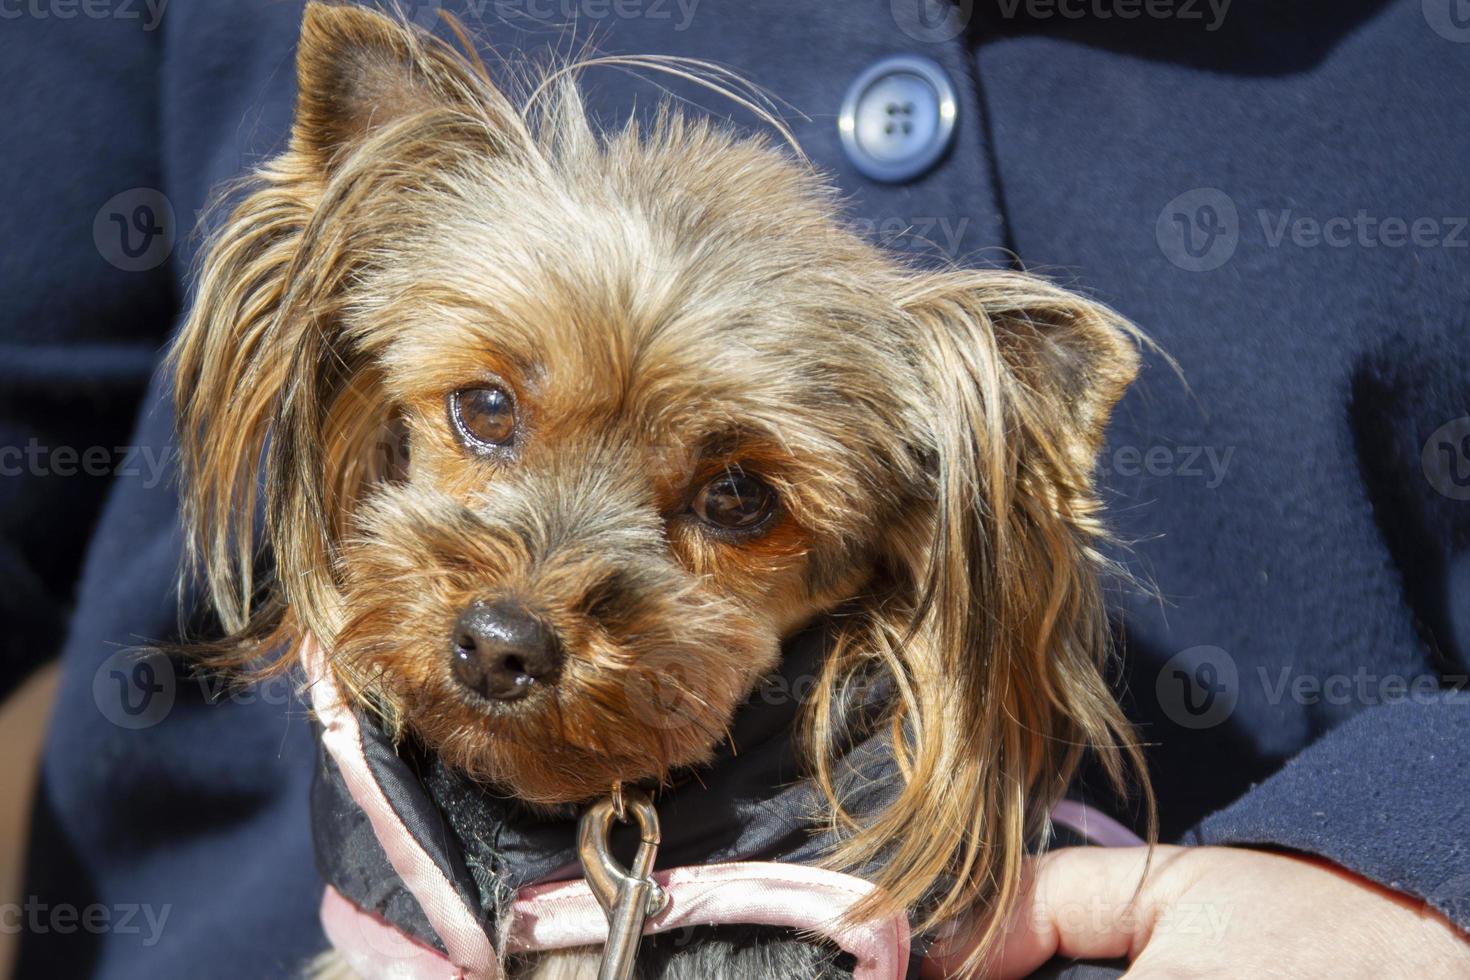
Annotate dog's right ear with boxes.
[292,2,522,173]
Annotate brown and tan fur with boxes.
[172,3,1152,976]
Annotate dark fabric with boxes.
[357,722,486,924]
[0,0,174,701]
[1028,965,1124,980]
[965,0,1470,918]
[311,746,446,953]
[7,1,1468,977]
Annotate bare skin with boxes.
[925,844,1470,979]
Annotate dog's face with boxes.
[175,2,1145,942]
[328,114,921,801]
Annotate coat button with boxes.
[838,55,958,183]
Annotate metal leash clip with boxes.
[576,785,669,980]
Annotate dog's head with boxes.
[174,1,1145,945]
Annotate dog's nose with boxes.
[450,600,561,701]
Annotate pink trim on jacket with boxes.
[304,637,1140,979]
[306,639,500,978]
[304,638,909,978]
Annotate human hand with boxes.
[923,845,1470,979]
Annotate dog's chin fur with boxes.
[172,2,1154,973]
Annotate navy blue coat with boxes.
[4,1,1467,976]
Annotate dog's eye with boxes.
[691,468,776,532]
[450,386,516,449]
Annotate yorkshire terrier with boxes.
[171,4,1148,978]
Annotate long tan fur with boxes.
[172,3,1153,971]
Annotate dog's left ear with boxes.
[902,269,1139,482]
[172,3,528,658]
[819,269,1146,957]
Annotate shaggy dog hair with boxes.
[171,3,1151,976]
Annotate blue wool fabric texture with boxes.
[2,1,1467,976]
